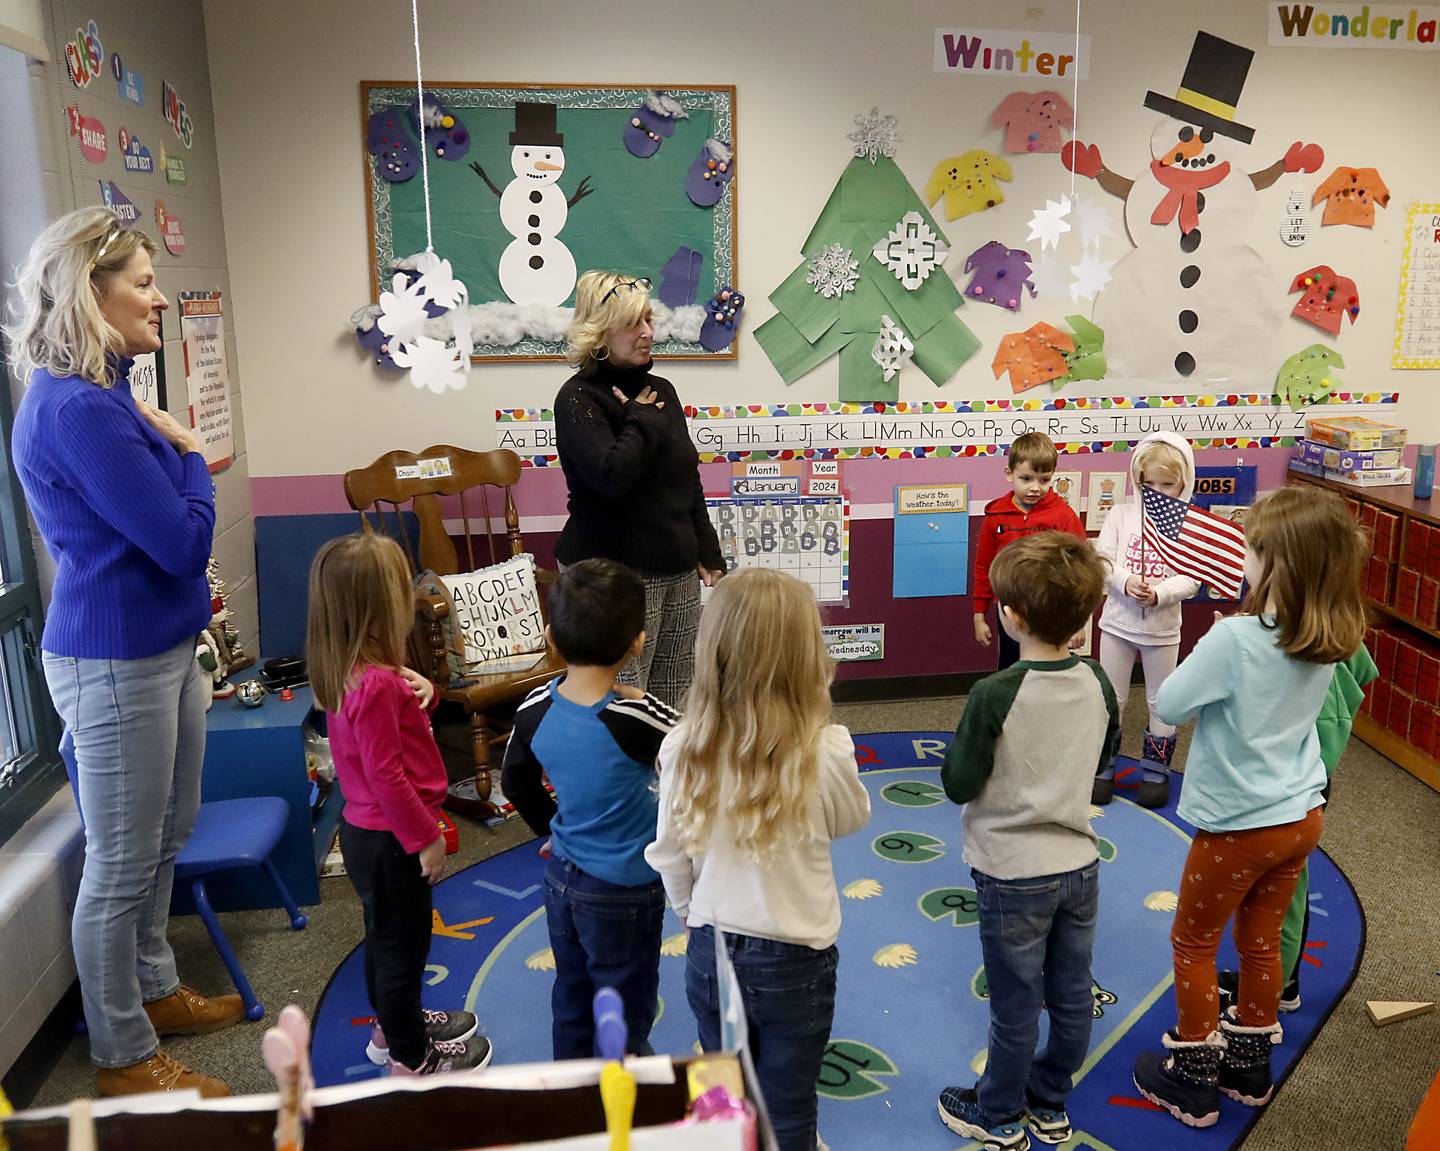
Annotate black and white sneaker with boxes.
[388,1035,494,1077]
[367,1010,479,1065]
[1217,969,1298,1030]
[1022,1089,1072,1144]
[937,1086,1030,1150]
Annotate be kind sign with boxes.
[440,554,546,673]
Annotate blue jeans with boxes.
[686,925,838,1151]
[44,640,207,1067]
[973,861,1099,1122]
[543,855,665,1060]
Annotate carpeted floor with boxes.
[19,689,1440,1148]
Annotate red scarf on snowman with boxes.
[1149,159,1232,235]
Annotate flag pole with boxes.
[1139,485,1147,618]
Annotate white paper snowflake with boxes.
[848,107,898,164]
[390,336,466,394]
[1069,251,1117,302]
[1030,253,1071,301]
[806,243,860,299]
[413,251,468,310]
[376,272,431,342]
[1074,196,1117,250]
[872,211,949,290]
[871,315,913,382]
[1026,195,1073,252]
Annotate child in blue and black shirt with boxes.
[500,558,679,1059]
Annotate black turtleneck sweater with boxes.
[553,358,725,576]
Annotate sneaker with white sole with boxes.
[937,1086,1030,1150]
[1217,968,1300,1020]
[1022,1089,1072,1144]
[388,1035,494,1076]
[366,1010,479,1065]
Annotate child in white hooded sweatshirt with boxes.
[1092,431,1200,809]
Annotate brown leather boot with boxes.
[96,1049,231,1098]
[143,985,245,1036]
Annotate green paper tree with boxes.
[755,156,981,402]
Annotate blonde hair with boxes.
[306,533,414,713]
[666,569,833,864]
[566,270,651,368]
[1242,486,1367,664]
[1133,440,1186,487]
[4,207,158,386]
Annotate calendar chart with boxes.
[707,495,850,604]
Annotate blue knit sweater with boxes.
[13,363,215,659]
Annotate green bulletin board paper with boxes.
[840,332,895,403]
[769,259,841,344]
[753,313,850,385]
[911,313,983,387]
[839,157,908,226]
[869,255,965,341]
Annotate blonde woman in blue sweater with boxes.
[5,209,238,1099]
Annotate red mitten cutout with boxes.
[1284,141,1324,174]
[1061,141,1102,179]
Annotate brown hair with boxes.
[306,533,413,712]
[665,569,833,864]
[1008,431,1059,473]
[991,531,1106,646]
[1242,486,1367,663]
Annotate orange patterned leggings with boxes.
[1171,807,1324,1039]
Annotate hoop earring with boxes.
[593,344,609,361]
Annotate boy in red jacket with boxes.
[973,432,1087,668]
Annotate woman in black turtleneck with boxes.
[553,271,725,707]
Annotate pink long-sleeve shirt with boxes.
[328,665,446,854]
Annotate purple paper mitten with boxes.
[410,96,470,161]
[658,246,704,308]
[368,107,418,183]
[623,91,687,158]
[686,138,734,208]
[699,286,743,351]
[963,240,1036,311]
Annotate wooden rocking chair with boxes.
[343,445,564,820]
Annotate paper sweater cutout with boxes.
[1289,265,1359,337]
[991,90,1075,154]
[1313,167,1390,228]
[807,242,860,298]
[1275,343,1343,409]
[873,211,949,290]
[849,107,899,163]
[871,315,913,381]
[992,321,1075,393]
[1056,315,1107,386]
[925,151,1012,220]
[963,241,1036,310]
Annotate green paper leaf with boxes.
[754,312,850,386]
[911,313,982,387]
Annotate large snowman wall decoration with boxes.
[1062,32,1323,386]
[470,102,594,307]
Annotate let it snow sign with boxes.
[934,28,1092,77]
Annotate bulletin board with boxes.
[361,82,737,361]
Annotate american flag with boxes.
[1141,486,1247,600]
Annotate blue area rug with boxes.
[311,732,1364,1150]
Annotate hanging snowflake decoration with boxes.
[355,250,473,391]
[1074,195,1117,250]
[376,271,432,343]
[871,315,914,382]
[848,107,898,164]
[1069,251,1117,302]
[806,243,860,299]
[1030,253,1071,301]
[872,210,949,290]
[1026,194,1073,252]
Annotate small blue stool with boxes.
[60,730,308,1022]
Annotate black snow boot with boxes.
[1218,1008,1282,1106]
[1133,1029,1224,1127]
[1135,731,1176,808]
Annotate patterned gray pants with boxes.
[618,568,703,709]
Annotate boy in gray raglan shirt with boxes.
[936,531,1120,1151]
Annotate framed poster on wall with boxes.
[361,82,738,361]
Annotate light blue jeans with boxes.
[44,639,207,1067]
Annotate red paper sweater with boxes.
[972,489,1087,615]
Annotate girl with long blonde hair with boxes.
[1134,486,1367,1127]
[646,569,870,1151]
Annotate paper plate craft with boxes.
[686,138,733,207]
[1313,166,1390,227]
[871,315,913,382]
[963,241,1036,311]
[1275,343,1344,409]
[411,95,469,161]
[699,286,743,351]
[873,211,950,290]
[991,90,1074,154]
[623,91,687,157]
[1289,265,1359,337]
[1060,29,1324,384]
[1056,314,1108,386]
[658,246,704,308]
[992,322,1075,394]
[924,150,1012,220]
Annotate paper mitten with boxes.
[686,139,734,207]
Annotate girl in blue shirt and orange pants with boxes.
[1132,486,1368,1128]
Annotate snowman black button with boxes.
[1180,265,1201,289]
[1175,351,1196,376]
[1180,229,1202,253]
[529,256,544,270]
[1179,310,1198,334]
[529,190,543,204]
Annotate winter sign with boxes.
[179,292,233,471]
[439,554,546,673]
[1061,30,1325,388]
[934,28,1091,77]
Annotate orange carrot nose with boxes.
[1160,133,1206,168]
[534,160,562,171]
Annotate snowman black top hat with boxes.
[1143,30,1256,144]
[509,101,564,147]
